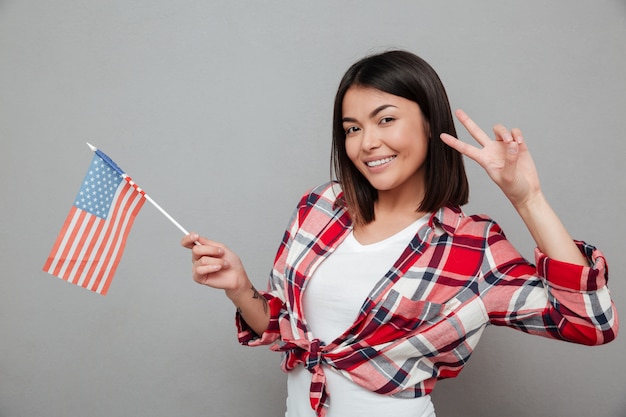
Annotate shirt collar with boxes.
[331,183,464,236]
[429,205,464,236]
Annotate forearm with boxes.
[514,192,587,266]
[226,282,271,336]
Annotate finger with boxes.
[440,132,483,163]
[196,256,229,272]
[194,261,227,279]
[501,139,520,183]
[182,232,221,250]
[512,128,529,155]
[511,127,524,144]
[181,232,200,249]
[499,126,525,155]
[455,109,491,147]
[192,243,224,261]
[492,124,514,143]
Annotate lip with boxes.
[364,155,397,170]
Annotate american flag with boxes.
[43,148,146,295]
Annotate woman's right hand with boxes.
[181,233,271,335]
[180,233,249,296]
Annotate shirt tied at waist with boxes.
[272,337,330,417]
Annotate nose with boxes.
[361,127,382,151]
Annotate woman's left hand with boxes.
[440,109,542,209]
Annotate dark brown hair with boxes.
[331,50,469,225]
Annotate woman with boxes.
[181,50,618,417]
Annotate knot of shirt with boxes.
[274,337,330,417]
[275,337,327,370]
[304,338,324,371]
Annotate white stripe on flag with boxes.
[43,150,148,295]
[94,184,144,293]
[95,190,144,293]
[66,216,100,284]
[83,181,135,292]
[56,213,91,279]
[44,179,145,294]
[75,213,108,288]
[44,208,83,276]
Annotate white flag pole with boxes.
[86,142,195,240]
[143,193,190,236]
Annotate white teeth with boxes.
[366,156,396,167]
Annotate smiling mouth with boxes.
[366,156,396,167]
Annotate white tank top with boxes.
[285,215,436,417]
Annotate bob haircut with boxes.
[331,50,469,225]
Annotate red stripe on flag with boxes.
[89,182,143,293]
[125,176,146,195]
[70,217,104,285]
[52,208,88,277]
[58,212,98,281]
[81,185,126,291]
[82,182,134,292]
[43,178,145,295]
[43,206,80,272]
[64,214,99,283]
[99,190,145,295]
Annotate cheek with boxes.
[344,139,360,163]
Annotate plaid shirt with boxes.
[237,182,618,417]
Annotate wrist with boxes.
[512,190,547,217]
[226,276,271,336]
[225,275,253,303]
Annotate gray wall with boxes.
[1,1,625,416]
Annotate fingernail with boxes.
[508,143,519,154]
[504,133,513,143]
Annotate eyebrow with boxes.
[342,104,398,123]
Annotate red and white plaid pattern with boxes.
[237,182,618,417]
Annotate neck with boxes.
[353,191,427,245]
[375,187,424,219]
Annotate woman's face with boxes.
[342,86,429,199]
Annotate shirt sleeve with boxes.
[236,292,284,346]
[482,222,618,346]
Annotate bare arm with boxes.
[227,283,270,337]
[513,192,587,265]
[440,109,586,265]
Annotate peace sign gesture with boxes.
[440,109,542,210]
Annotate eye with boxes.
[379,116,395,125]
[344,125,361,135]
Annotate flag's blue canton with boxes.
[74,155,123,219]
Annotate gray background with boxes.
[1,1,625,416]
